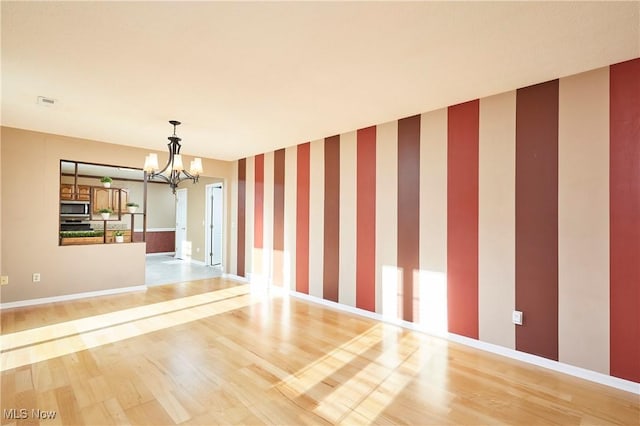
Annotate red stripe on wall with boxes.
[237,158,246,277]
[515,80,559,360]
[356,126,376,312]
[273,149,285,251]
[398,115,420,322]
[254,154,264,249]
[324,136,340,302]
[447,101,479,339]
[296,143,311,294]
[273,149,286,287]
[610,58,640,383]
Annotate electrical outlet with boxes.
[512,310,523,326]
[0,276,8,286]
[32,273,41,283]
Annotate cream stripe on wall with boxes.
[263,151,275,284]
[478,91,516,349]
[308,139,325,298]
[245,156,255,278]
[230,161,239,276]
[284,146,297,291]
[558,67,610,374]
[418,109,448,335]
[339,131,357,307]
[376,121,398,316]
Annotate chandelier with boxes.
[143,120,203,193]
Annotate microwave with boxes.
[60,200,90,219]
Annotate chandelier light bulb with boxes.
[144,153,159,172]
[190,158,203,175]
[172,154,184,171]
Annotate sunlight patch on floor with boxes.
[0,285,255,371]
[276,323,390,398]
[313,332,424,423]
[1,286,250,352]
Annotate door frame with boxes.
[204,183,224,268]
[175,188,188,259]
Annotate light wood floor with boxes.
[1,278,638,425]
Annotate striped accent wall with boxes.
[235,58,640,384]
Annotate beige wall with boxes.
[145,183,176,230]
[0,126,233,303]
[184,176,224,264]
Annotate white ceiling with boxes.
[2,1,639,161]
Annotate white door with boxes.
[205,184,224,267]
[175,188,188,259]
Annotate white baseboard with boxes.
[145,252,175,257]
[286,289,640,395]
[223,273,249,284]
[445,333,640,394]
[0,285,147,310]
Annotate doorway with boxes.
[175,188,188,259]
[205,184,223,267]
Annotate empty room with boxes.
[1,2,639,425]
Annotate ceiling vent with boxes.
[37,96,57,106]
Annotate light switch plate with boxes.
[512,310,523,325]
[0,276,8,285]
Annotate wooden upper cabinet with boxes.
[61,184,91,201]
[92,187,111,213]
[112,189,129,213]
[92,187,129,214]
[60,184,74,200]
[77,185,91,201]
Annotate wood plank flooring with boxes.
[1,278,638,425]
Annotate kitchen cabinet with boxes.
[114,188,129,213]
[92,187,129,214]
[77,185,91,201]
[93,187,111,213]
[60,184,91,201]
[60,184,73,200]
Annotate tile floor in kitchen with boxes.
[145,254,222,286]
